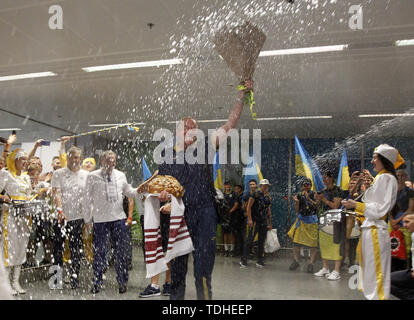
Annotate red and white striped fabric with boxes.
[143,194,193,279]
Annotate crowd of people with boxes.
[288,144,414,300]
[0,79,413,301]
[0,80,255,300]
[0,135,136,296]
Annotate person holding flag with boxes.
[287,178,319,273]
[336,149,360,267]
[290,136,330,275]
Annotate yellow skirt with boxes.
[319,230,342,261]
[288,219,318,248]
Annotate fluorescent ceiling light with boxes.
[82,59,183,72]
[0,128,22,131]
[0,72,57,82]
[256,116,333,121]
[259,45,348,57]
[88,123,145,127]
[359,113,414,118]
[395,39,414,47]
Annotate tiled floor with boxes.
[15,247,385,300]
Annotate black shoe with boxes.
[128,263,133,271]
[70,281,78,290]
[289,261,300,271]
[139,284,161,298]
[119,285,127,294]
[307,264,314,273]
[40,259,52,266]
[162,283,171,296]
[91,285,100,294]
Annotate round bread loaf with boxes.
[148,175,184,198]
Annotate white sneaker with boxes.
[327,270,341,281]
[314,267,330,277]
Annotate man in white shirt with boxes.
[84,150,140,294]
[51,146,89,290]
[391,212,414,300]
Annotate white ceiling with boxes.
[0,0,413,143]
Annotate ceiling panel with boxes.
[0,0,413,143]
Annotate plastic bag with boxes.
[265,229,280,253]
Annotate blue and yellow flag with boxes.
[337,149,350,191]
[243,154,264,196]
[142,157,152,181]
[213,152,223,190]
[127,126,140,132]
[294,136,325,192]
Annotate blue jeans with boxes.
[170,205,217,300]
[93,219,128,287]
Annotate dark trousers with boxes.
[241,221,267,265]
[233,218,246,255]
[106,225,132,267]
[93,219,128,287]
[140,215,145,256]
[392,258,408,272]
[53,219,83,285]
[125,226,132,267]
[170,206,217,300]
[391,269,414,300]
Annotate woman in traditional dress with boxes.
[342,144,402,300]
[0,149,32,295]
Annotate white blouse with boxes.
[0,169,32,199]
[358,171,398,229]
